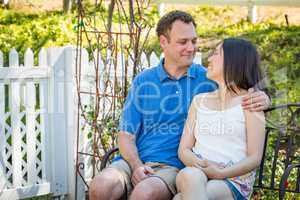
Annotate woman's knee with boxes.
[176,167,207,186]
[206,180,233,200]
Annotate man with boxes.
[89,10,269,200]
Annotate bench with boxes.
[99,104,300,199]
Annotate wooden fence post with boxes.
[47,47,69,197]
[0,50,5,191]
[9,49,22,188]
[24,48,37,185]
[64,46,86,200]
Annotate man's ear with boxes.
[159,35,168,49]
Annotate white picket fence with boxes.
[0,47,76,200]
[0,46,202,200]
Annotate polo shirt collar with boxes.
[157,59,196,82]
[157,59,169,82]
[187,64,196,79]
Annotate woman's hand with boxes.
[201,162,226,179]
[193,158,225,169]
[193,158,226,179]
[192,158,208,168]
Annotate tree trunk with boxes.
[63,0,72,13]
[107,0,115,49]
[0,0,10,8]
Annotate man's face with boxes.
[160,20,197,68]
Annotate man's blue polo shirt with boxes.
[118,59,217,169]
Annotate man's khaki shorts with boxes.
[107,159,179,196]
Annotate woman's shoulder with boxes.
[244,109,265,121]
[192,92,215,109]
[194,91,216,100]
[193,92,210,103]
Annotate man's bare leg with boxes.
[130,177,172,200]
[89,168,126,200]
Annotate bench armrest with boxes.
[279,163,300,200]
[100,147,120,171]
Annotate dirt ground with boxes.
[166,4,300,25]
[6,0,63,11]
[5,0,300,25]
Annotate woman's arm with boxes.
[178,97,206,167]
[203,110,266,179]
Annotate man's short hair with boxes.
[156,10,197,39]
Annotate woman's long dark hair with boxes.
[222,38,263,93]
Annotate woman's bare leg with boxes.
[176,167,208,200]
[206,180,234,200]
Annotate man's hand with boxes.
[131,165,154,186]
[242,88,271,112]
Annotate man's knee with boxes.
[176,167,207,186]
[130,177,171,200]
[89,168,124,200]
[130,185,157,200]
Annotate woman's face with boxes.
[207,44,224,82]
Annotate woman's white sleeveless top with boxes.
[192,97,247,164]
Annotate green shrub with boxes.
[0,9,75,65]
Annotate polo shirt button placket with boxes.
[175,80,180,95]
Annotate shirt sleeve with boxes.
[198,66,218,93]
[118,77,142,135]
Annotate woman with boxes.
[174,38,266,200]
